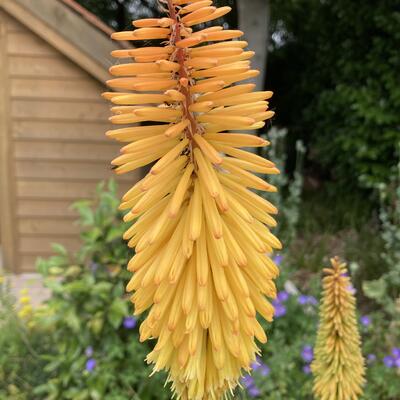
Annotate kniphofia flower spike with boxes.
[312,257,365,400]
[104,0,281,398]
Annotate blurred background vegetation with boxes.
[0,0,399,399]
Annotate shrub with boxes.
[2,181,168,400]
[0,281,48,399]
[269,0,400,188]
[261,127,305,246]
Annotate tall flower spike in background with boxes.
[312,257,365,400]
[103,0,281,398]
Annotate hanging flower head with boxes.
[312,257,365,400]
[104,0,280,398]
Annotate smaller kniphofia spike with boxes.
[312,257,365,400]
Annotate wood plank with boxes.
[7,31,57,56]
[2,0,122,82]
[17,179,133,200]
[11,78,104,100]
[17,199,78,218]
[12,120,112,142]
[0,14,19,272]
[15,160,132,181]
[17,180,100,200]
[1,10,27,33]
[14,141,120,162]
[19,236,81,253]
[18,218,79,235]
[16,180,134,217]
[16,180,131,200]
[9,55,88,78]
[12,99,110,121]
[20,255,43,272]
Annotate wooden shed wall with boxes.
[0,10,137,273]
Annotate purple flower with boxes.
[308,296,318,306]
[347,284,356,295]
[250,356,269,374]
[85,346,93,357]
[367,354,376,363]
[273,302,286,318]
[248,386,261,397]
[273,254,283,265]
[383,356,394,368]
[240,375,254,389]
[277,291,289,302]
[260,364,270,376]
[360,315,371,327]
[298,295,309,305]
[241,370,263,397]
[301,345,314,363]
[123,316,137,329]
[392,348,400,359]
[298,295,318,306]
[250,357,261,370]
[85,358,96,372]
[303,365,312,374]
[395,358,400,368]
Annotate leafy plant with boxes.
[269,0,400,189]
[261,127,305,246]
[0,279,48,399]
[32,181,168,400]
[363,155,400,325]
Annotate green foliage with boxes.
[269,0,400,188]
[261,127,305,246]
[1,181,167,400]
[1,181,399,399]
[68,180,130,267]
[75,0,159,31]
[0,282,48,399]
[234,261,400,400]
[363,157,400,323]
[248,284,317,399]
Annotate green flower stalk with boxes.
[312,257,365,400]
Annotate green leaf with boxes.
[51,243,68,257]
[107,298,128,329]
[64,280,88,294]
[36,257,49,275]
[65,265,82,278]
[72,200,95,226]
[108,179,117,194]
[89,317,104,335]
[106,227,123,243]
[65,309,81,332]
[94,282,113,294]
[362,278,387,301]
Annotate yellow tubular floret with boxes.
[105,0,280,398]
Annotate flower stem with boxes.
[166,0,198,143]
